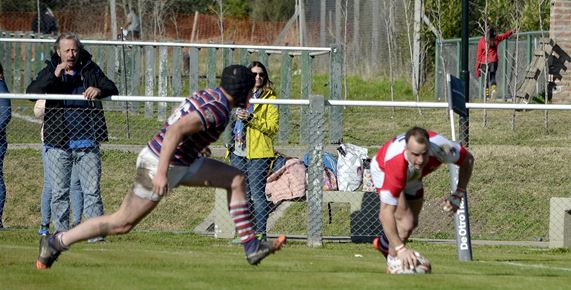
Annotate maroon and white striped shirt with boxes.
[148,88,231,166]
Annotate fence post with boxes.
[278,51,292,144]
[189,47,200,94]
[129,45,141,113]
[207,47,217,88]
[172,46,182,98]
[24,35,32,89]
[329,45,343,144]
[222,47,234,146]
[13,33,21,93]
[0,32,5,69]
[145,46,155,119]
[300,51,312,144]
[158,46,168,121]
[501,40,507,98]
[307,94,325,247]
[434,40,440,100]
[239,48,249,66]
[258,49,268,68]
[223,48,233,68]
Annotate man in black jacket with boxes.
[27,33,118,236]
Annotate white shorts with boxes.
[370,157,424,206]
[133,147,204,201]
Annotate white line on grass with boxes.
[482,261,571,272]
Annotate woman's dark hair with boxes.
[247,61,273,89]
[486,27,497,48]
[0,63,3,75]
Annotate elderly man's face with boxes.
[57,39,79,69]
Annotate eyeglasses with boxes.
[253,72,266,78]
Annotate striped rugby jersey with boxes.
[147,88,231,166]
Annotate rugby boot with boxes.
[246,235,286,265]
[36,234,61,269]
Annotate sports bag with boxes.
[336,143,368,191]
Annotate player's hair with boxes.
[220,64,255,108]
[405,126,429,145]
[0,62,3,75]
[53,32,84,53]
[247,61,273,88]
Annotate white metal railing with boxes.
[0,38,332,56]
[3,93,571,111]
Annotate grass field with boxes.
[3,73,571,288]
[1,230,570,290]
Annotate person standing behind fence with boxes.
[0,63,12,230]
[124,6,141,40]
[26,33,118,239]
[229,61,279,241]
[475,26,514,99]
[31,3,58,35]
[35,65,286,270]
[34,100,84,236]
[370,127,474,274]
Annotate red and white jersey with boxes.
[370,131,468,205]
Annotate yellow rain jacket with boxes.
[228,88,279,159]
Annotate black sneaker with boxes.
[246,235,286,265]
[36,235,61,269]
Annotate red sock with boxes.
[229,202,256,245]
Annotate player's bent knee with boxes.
[230,173,246,192]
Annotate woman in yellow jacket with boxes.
[230,61,279,241]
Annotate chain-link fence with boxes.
[0,0,414,78]
[0,35,343,142]
[435,31,551,101]
[2,95,571,247]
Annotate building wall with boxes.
[550,0,571,103]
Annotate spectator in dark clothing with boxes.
[32,3,58,35]
[0,63,12,230]
[26,33,118,239]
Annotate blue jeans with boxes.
[0,80,11,225]
[46,146,104,231]
[40,144,83,227]
[230,153,272,236]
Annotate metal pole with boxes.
[460,0,470,146]
[119,27,131,139]
[457,2,473,260]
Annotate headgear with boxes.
[220,65,255,108]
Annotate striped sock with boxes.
[229,202,258,254]
[379,231,389,259]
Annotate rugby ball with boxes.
[386,251,432,274]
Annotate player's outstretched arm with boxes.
[380,202,417,270]
[443,151,475,213]
[457,151,474,191]
[153,112,203,196]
